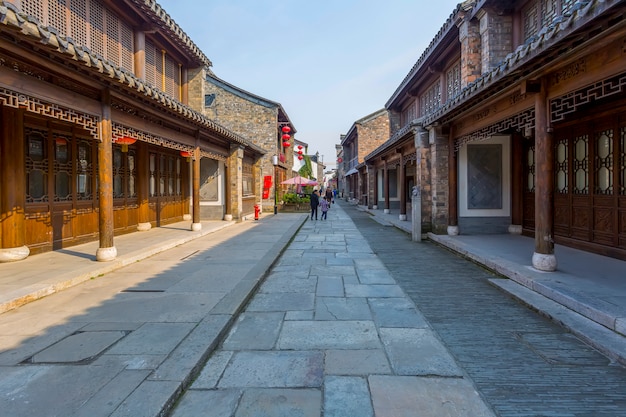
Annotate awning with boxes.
[345,168,358,176]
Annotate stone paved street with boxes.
[346,206,626,416]
[170,201,626,416]
[170,202,495,417]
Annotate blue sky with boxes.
[157,1,460,168]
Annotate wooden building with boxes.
[0,0,264,262]
[364,0,626,267]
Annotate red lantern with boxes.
[180,151,192,161]
[298,155,303,160]
[281,126,291,133]
[116,136,137,152]
[297,145,303,150]
[282,134,291,140]
[297,150,303,154]
[283,141,291,148]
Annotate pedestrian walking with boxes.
[325,188,333,204]
[332,188,337,203]
[310,189,320,220]
[320,196,330,220]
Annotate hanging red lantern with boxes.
[282,134,291,141]
[283,141,291,148]
[281,126,291,133]
[297,145,303,150]
[297,150,303,155]
[298,155,303,160]
[116,136,137,152]
[180,151,192,161]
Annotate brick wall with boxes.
[480,10,513,74]
[459,19,482,86]
[356,112,390,163]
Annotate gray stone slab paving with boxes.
[32,330,126,363]
[369,375,496,417]
[314,297,372,320]
[245,293,314,312]
[277,320,381,350]
[379,327,463,376]
[191,351,233,389]
[222,312,284,350]
[170,389,242,417]
[316,276,344,297]
[344,283,405,298]
[368,297,429,328]
[218,351,324,388]
[107,322,194,355]
[325,349,391,375]
[235,388,321,417]
[324,376,373,417]
[356,268,395,284]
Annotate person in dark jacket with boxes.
[310,190,320,220]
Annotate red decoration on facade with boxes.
[281,126,291,133]
[337,157,343,163]
[282,134,291,140]
[283,141,291,148]
[180,151,192,161]
[298,155,303,160]
[297,145,303,150]
[116,136,137,152]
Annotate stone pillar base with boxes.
[96,246,117,262]
[137,222,152,232]
[532,252,557,272]
[508,224,522,235]
[191,222,202,231]
[372,205,378,210]
[399,214,407,221]
[224,214,233,221]
[383,208,390,214]
[447,225,459,236]
[0,245,30,262]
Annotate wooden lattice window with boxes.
[89,0,104,56]
[70,0,88,46]
[527,145,536,193]
[594,129,614,195]
[555,138,568,193]
[573,134,589,194]
[446,60,461,102]
[76,139,93,200]
[145,41,157,87]
[420,81,441,118]
[242,163,254,197]
[561,0,576,15]
[48,0,67,34]
[54,133,72,202]
[541,0,558,27]
[106,11,120,66]
[164,54,178,98]
[621,127,626,196]
[26,129,49,204]
[401,101,417,127]
[120,20,134,73]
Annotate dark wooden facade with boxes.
[363,0,626,267]
[0,0,264,262]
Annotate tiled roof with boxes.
[423,0,622,126]
[130,0,211,68]
[0,1,264,154]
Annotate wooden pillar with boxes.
[191,146,201,230]
[510,132,523,234]
[0,106,29,262]
[134,30,146,81]
[448,130,459,235]
[532,79,556,271]
[367,164,376,209]
[136,142,151,231]
[383,159,390,213]
[96,89,117,261]
[398,152,407,220]
[224,159,232,221]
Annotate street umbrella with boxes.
[280,175,318,186]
